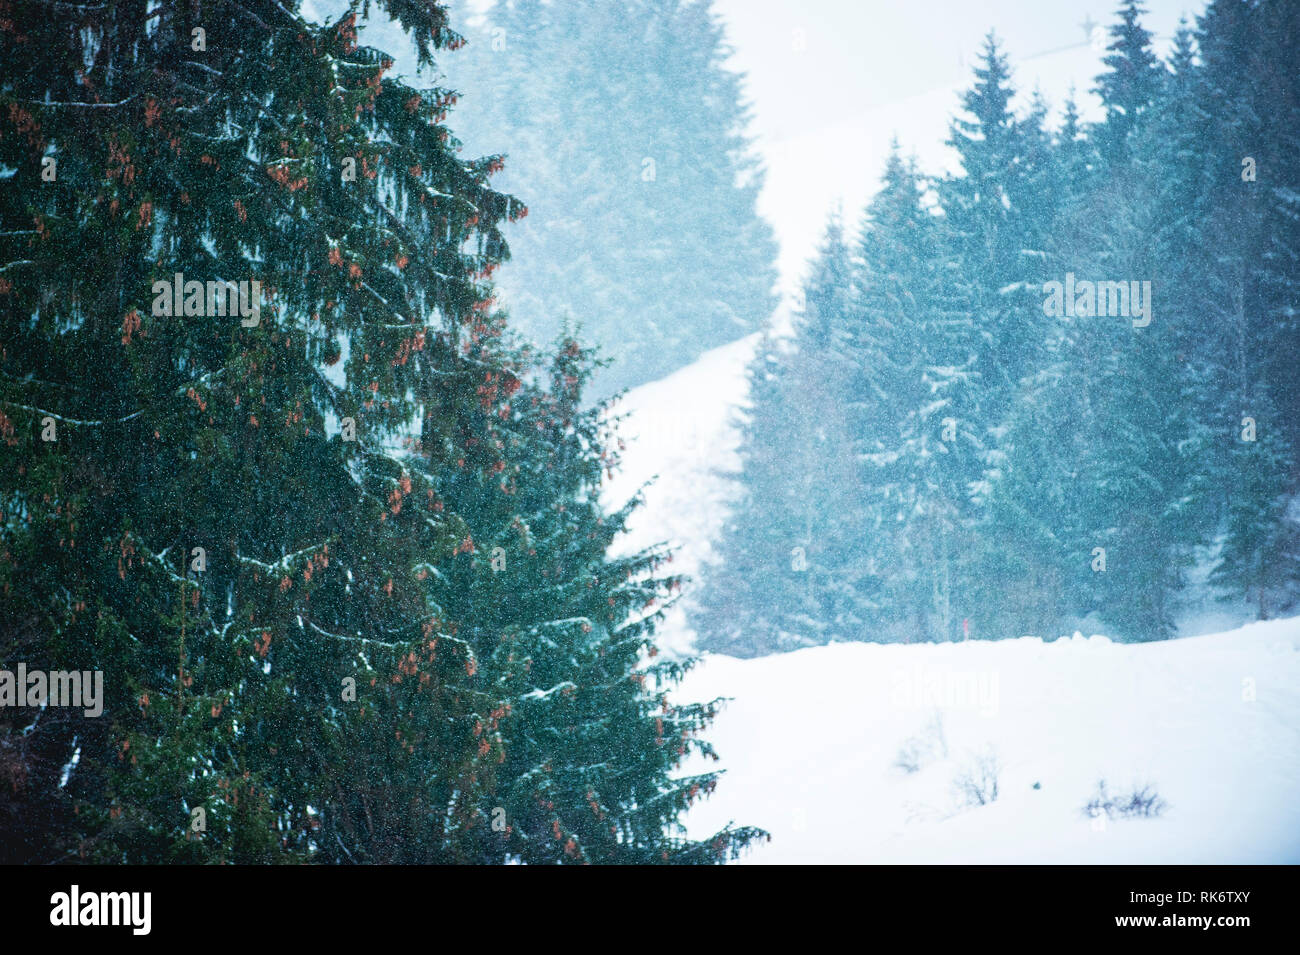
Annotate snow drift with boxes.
[675,617,1300,863]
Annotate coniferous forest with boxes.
[696,4,1300,655]
[1,0,1299,888]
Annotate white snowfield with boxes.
[606,337,1300,864]
[676,621,1300,864]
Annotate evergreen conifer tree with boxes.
[0,0,758,864]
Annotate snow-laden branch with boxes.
[0,400,142,426]
[236,541,329,574]
[25,96,136,109]
[306,620,406,649]
[519,681,576,702]
[129,534,188,586]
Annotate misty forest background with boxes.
[1,0,1297,863]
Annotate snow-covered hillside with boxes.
[602,330,763,657]
[675,617,1300,864]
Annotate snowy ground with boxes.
[675,619,1300,864]
[605,336,1300,864]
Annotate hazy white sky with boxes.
[711,0,1201,145]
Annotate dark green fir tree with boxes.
[0,0,759,864]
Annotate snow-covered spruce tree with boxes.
[694,216,872,656]
[1209,391,1300,620]
[935,36,1060,638]
[855,148,981,643]
[969,81,1112,640]
[1054,90,1098,193]
[1191,0,1300,618]
[939,33,1055,421]
[1126,18,1221,548]
[0,0,757,864]
[698,153,984,651]
[440,0,779,397]
[984,7,1195,640]
[918,35,1075,640]
[1092,0,1167,165]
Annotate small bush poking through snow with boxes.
[1083,780,1168,820]
[952,747,1000,807]
[893,712,948,774]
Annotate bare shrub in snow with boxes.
[952,747,1000,807]
[894,738,928,774]
[893,712,948,774]
[1083,779,1168,819]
